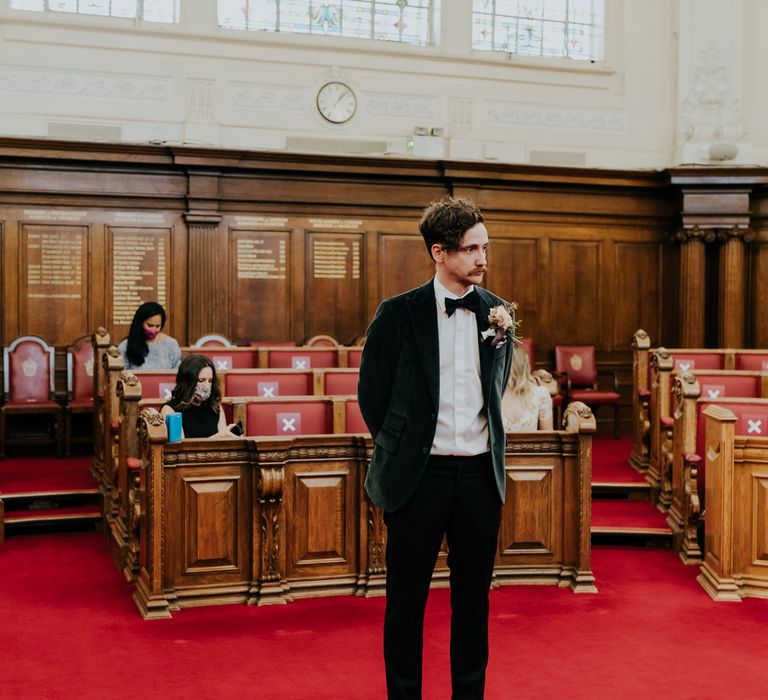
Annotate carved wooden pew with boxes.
[90,327,112,492]
[221,368,359,398]
[668,372,768,562]
[629,329,651,471]
[648,348,728,501]
[188,345,359,370]
[132,402,596,619]
[697,403,768,601]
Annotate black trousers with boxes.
[383,453,502,700]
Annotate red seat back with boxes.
[323,370,359,396]
[69,335,95,402]
[196,349,258,370]
[518,337,535,369]
[4,336,54,403]
[671,353,724,372]
[245,400,332,436]
[266,349,338,369]
[734,353,768,371]
[695,399,768,495]
[555,345,596,387]
[133,372,178,401]
[344,400,369,434]
[347,348,363,368]
[224,371,313,398]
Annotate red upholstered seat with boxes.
[1,335,62,457]
[267,349,338,369]
[126,457,141,471]
[224,371,313,398]
[660,416,674,429]
[639,389,651,399]
[323,370,359,396]
[555,345,620,438]
[344,400,369,434]
[245,400,333,436]
[570,390,620,404]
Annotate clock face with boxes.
[316,81,357,124]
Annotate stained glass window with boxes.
[472,0,604,60]
[8,0,181,23]
[218,1,435,46]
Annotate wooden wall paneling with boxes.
[284,460,359,594]
[106,225,173,344]
[549,238,601,346]
[611,240,663,350]
[498,457,562,563]
[167,464,251,591]
[718,236,746,347]
[186,215,226,343]
[229,224,293,343]
[750,238,768,348]
[170,216,187,345]
[378,233,434,302]
[291,225,306,343]
[19,222,90,346]
[305,230,365,344]
[364,228,380,332]
[486,236,541,348]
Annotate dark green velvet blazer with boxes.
[358,280,514,513]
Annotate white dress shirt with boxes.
[430,277,489,456]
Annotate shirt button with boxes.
[422,447,429,454]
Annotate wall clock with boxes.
[316,81,357,124]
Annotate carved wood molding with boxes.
[163,449,250,465]
[506,440,577,455]
[675,225,754,244]
[257,466,284,586]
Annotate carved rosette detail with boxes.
[675,225,754,245]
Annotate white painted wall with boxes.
[0,1,684,168]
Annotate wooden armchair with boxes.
[64,334,95,456]
[555,345,620,438]
[0,335,62,457]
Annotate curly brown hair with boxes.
[419,196,485,260]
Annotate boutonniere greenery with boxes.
[480,301,522,348]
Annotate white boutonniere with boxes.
[482,301,522,348]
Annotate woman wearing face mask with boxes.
[160,354,239,438]
[118,301,181,370]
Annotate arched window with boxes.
[8,0,180,23]
[472,0,604,60]
[218,0,436,46]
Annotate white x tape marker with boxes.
[748,419,762,434]
[281,417,297,432]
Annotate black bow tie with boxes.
[444,290,480,317]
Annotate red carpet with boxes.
[0,456,96,494]
[1,533,767,699]
[591,435,646,484]
[591,499,671,533]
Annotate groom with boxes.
[358,196,514,699]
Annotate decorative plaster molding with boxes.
[187,78,215,122]
[679,41,745,145]
[448,97,473,137]
[228,82,307,111]
[485,101,628,133]
[363,93,436,120]
[0,65,169,101]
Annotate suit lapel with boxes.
[407,281,440,411]
[474,287,496,405]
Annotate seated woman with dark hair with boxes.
[160,354,239,439]
[118,301,181,370]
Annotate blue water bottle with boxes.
[165,413,182,443]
